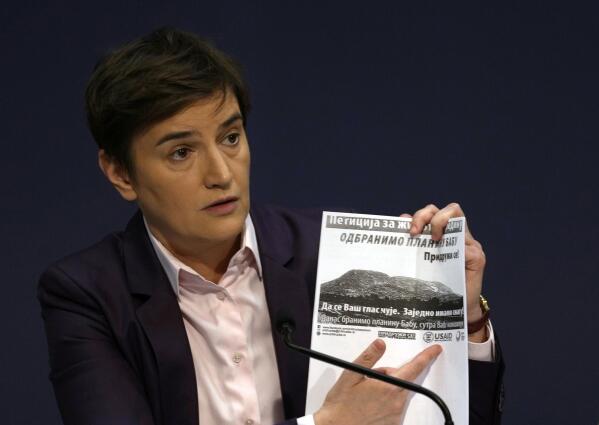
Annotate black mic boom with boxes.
[277,319,454,425]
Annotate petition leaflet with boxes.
[306,212,469,425]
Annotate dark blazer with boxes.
[38,205,504,425]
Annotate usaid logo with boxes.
[423,331,453,343]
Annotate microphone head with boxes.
[274,310,296,336]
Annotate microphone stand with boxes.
[278,322,454,425]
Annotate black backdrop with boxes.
[1,2,598,424]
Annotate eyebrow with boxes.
[218,112,243,132]
[154,112,244,147]
[155,131,196,147]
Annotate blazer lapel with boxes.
[261,256,312,418]
[123,212,198,425]
[251,207,315,419]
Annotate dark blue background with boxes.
[2,2,597,424]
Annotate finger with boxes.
[410,204,439,236]
[392,345,442,382]
[372,366,395,375]
[465,244,486,270]
[361,366,395,381]
[353,339,386,368]
[430,202,464,240]
[465,231,481,248]
[338,339,386,388]
[399,213,412,218]
[464,226,483,253]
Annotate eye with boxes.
[223,133,240,146]
[170,147,191,161]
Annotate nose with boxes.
[202,146,233,189]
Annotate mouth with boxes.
[202,196,240,215]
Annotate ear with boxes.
[98,150,138,201]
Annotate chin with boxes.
[203,215,246,242]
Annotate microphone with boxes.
[276,318,454,425]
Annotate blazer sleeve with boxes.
[468,336,506,425]
[38,265,155,425]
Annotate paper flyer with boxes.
[306,212,469,425]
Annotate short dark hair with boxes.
[85,27,250,173]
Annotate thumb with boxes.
[336,339,386,388]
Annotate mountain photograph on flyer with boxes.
[317,269,464,330]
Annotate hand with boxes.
[314,339,442,425]
[403,203,487,342]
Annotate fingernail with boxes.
[373,339,385,350]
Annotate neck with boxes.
[149,225,242,283]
